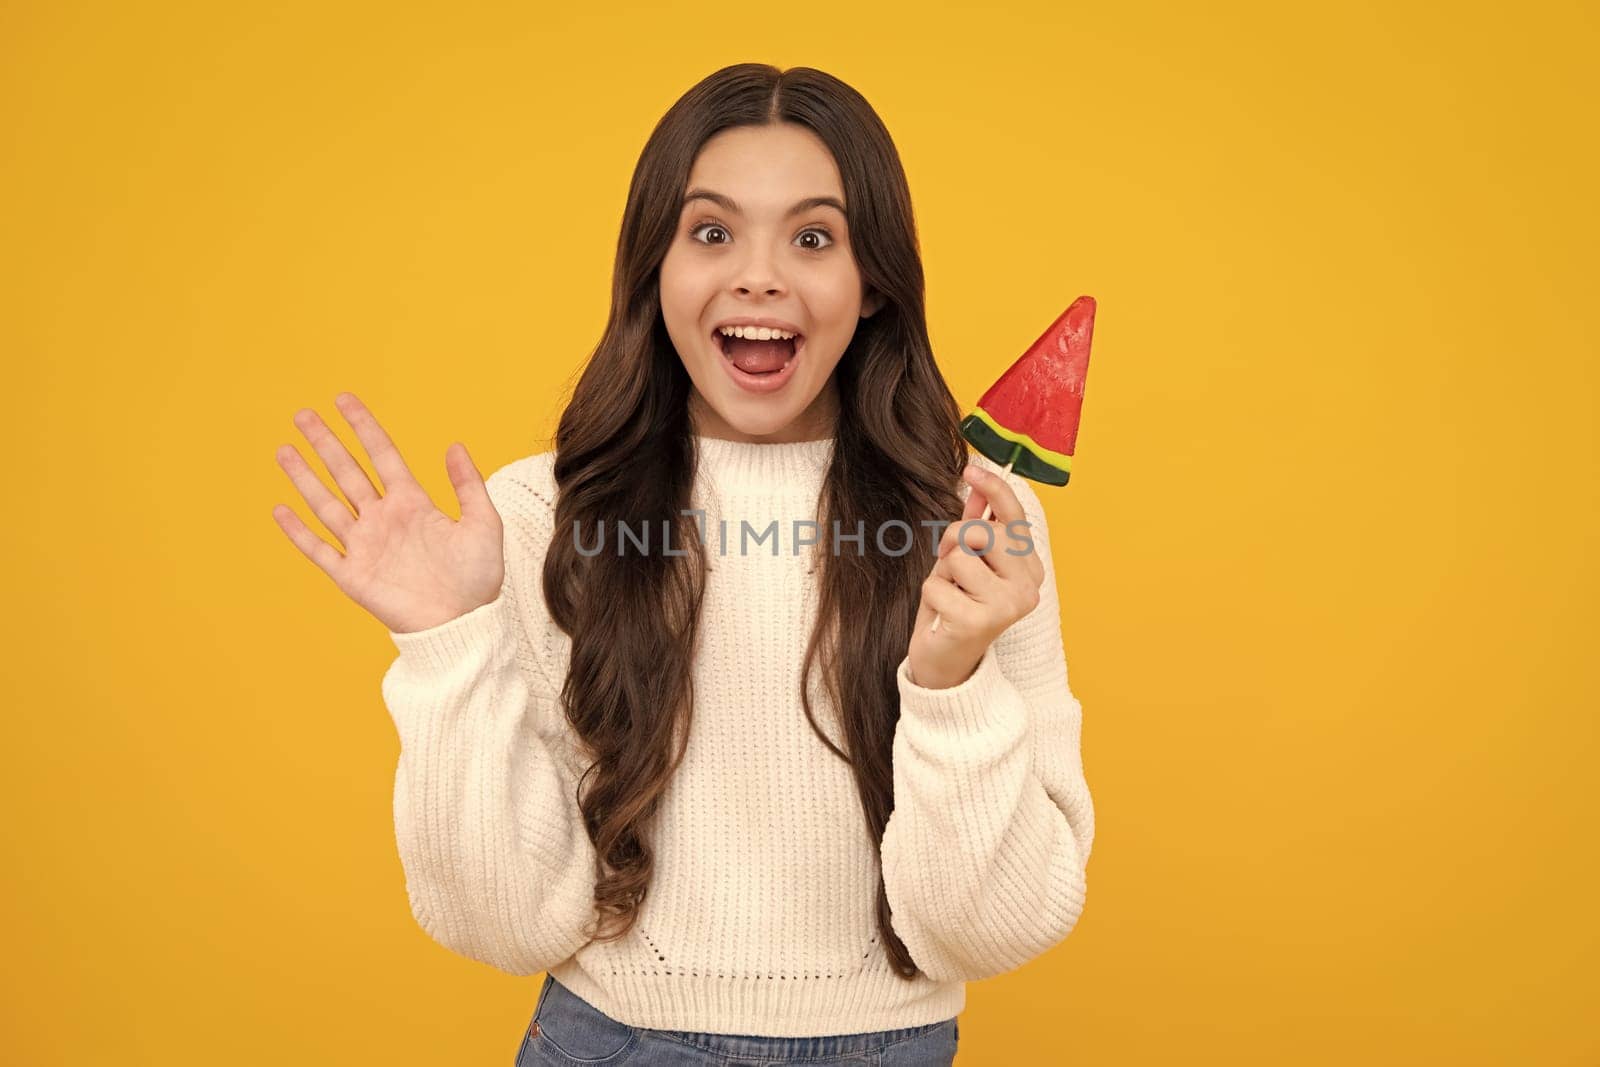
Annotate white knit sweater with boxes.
[379,434,1095,1037]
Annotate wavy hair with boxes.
[541,63,967,980]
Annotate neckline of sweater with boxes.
[691,432,834,492]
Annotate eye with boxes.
[687,221,836,252]
[796,226,834,251]
[688,222,731,245]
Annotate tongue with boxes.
[728,336,796,374]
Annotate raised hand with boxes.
[271,392,505,634]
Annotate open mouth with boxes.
[713,329,805,393]
[713,329,804,375]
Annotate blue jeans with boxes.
[515,973,959,1066]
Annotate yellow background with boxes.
[4,0,1595,1063]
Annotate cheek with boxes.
[657,250,685,304]
[803,263,864,317]
[656,256,702,331]
[663,253,720,293]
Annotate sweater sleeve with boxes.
[379,458,597,976]
[880,473,1096,983]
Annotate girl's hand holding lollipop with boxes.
[907,463,1046,690]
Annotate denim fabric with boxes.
[515,973,959,1066]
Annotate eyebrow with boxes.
[681,188,847,219]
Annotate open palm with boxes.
[271,392,504,634]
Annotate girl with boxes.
[272,63,1094,1066]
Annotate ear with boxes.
[861,287,886,319]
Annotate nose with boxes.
[730,243,786,297]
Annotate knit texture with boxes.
[379,434,1095,1037]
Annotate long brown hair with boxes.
[542,63,967,980]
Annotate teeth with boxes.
[717,325,798,341]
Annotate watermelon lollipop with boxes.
[930,295,1097,634]
[961,295,1096,486]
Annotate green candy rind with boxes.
[959,412,1072,486]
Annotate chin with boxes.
[720,405,806,437]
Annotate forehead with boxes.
[683,123,845,208]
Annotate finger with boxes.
[998,511,1045,586]
[293,405,382,514]
[962,464,1026,527]
[956,524,1042,616]
[958,465,990,520]
[940,511,1005,561]
[983,520,1037,584]
[271,501,347,579]
[939,470,992,557]
[939,517,971,559]
[921,572,980,634]
[939,539,1009,603]
[333,392,418,495]
[445,441,497,526]
[943,518,1008,573]
[275,443,356,542]
[934,521,1036,614]
[943,545,1038,630]
[916,545,947,629]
